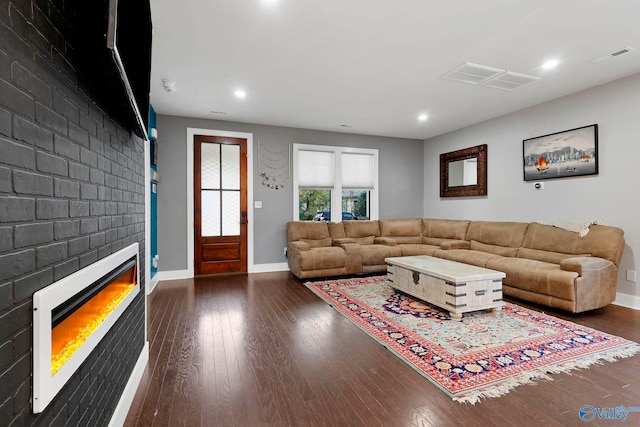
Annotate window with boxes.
[293,144,378,222]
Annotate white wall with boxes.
[424,73,640,306]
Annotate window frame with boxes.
[293,143,379,222]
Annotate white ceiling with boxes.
[149,0,640,140]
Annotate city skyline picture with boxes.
[523,124,598,181]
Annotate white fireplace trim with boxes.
[33,243,140,413]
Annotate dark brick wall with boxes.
[0,0,146,425]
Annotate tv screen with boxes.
[77,0,152,139]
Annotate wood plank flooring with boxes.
[124,272,640,427]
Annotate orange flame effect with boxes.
[51,273,136,376]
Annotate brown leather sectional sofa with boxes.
[286,218,625,313]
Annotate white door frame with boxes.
[186,128,254,277]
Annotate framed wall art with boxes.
[523,124,598,181]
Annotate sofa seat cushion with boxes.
[298,246,348,270]
[396,244,439,257]
[423,237,465,246]
[486,257,579,301]
[301,237,333,248]
[350,236,375,245]
[433,249,503,268]
[469,240,518,257]
[360,244,402,266]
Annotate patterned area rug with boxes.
[305,276,640,404]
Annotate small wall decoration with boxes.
[523,124,598,181]
[258,140,290,190]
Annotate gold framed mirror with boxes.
[440,144,487,197]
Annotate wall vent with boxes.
[590,46,635,63]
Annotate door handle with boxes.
[240,210,247,224]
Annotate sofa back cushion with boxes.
[517,247,590,264]
[287,221,332,247]
[343,220,380,245]
[327,222,346,239]
[466,221,529,247]
[422,219,470,243]
[379,218,423,244]
[470,240,518,257]
[522,222,625,265]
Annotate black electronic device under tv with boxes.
[76,0,152,139]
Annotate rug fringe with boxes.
[454,345,640,404]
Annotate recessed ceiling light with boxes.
[418,114,428,121]
[234,89,247,98]
[542,59,559,70]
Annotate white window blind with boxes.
[297,150,335,188]
[341,152,375,189]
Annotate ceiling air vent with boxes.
[442,62,504,85]
[443,62,541,91]
[483,71,541,91]
[590,46,635,63]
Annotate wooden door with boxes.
[194,135,247,275]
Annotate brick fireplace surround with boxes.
[0,1,146,425]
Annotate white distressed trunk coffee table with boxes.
[385,255,505,321]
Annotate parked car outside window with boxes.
[312,211,357,221]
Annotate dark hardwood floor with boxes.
[124,272,640,427]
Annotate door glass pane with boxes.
[201,190,220,236]
[222,191,240,235]
[221,144,240,190]
[201,143,220,189]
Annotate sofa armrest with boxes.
[332,238,356,247]
[374,237,397,246]
[440,240,470,250]
[289,241,311,252]
[561,256,618,312]
[560,256,613,276]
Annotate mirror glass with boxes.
[447,158,477,186]
[440,145,487,197]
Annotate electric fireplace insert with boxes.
[32,243,140,413]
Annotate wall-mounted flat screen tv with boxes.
[77,0,152,139]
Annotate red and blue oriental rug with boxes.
[305,276,640,404]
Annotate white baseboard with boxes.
[154,269,190,282]
[147,275,160,295]
[250,262,289,273]
[613,292,640,310]
[108,341,149,427]
[154,265,288,281]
